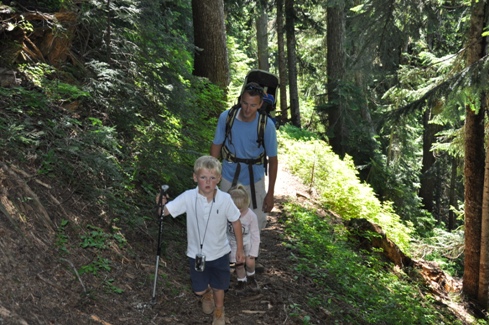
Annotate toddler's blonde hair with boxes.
[228,184,250,210]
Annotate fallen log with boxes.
[345,218,461,297]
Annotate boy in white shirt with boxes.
[157,156,244,325]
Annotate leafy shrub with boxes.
[281,203,462,325]
[278,124,412,251]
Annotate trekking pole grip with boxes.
[157,185,169,217]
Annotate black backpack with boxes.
[243,69,279,130]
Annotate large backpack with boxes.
[223,69,279,150]
[240,69,279,129]
[221,69,279,208]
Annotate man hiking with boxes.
[210,82,278,231]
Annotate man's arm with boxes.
[263,156,277,212]
[210,143,222,159]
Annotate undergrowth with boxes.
[276,124,481,324]
[280,203,466,325]
[277,124,411,252]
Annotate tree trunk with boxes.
[448,157,458,231]
[477,1,489,308]
[285,0,301,127]
[464,0,487,304]
[419,108,443,216]
[326,4,346,158]
[464,101,485,301]
[256,0,269,71]
[191,0,229,90]
[277,0,288,124]
[479,97,489,307]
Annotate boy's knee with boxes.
[194,287,211,297]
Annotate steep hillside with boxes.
[0,161,478,325]
[0,161,347,324]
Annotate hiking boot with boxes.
[234,280,247,296]
[212,306,225,325]
[247,275,260,292]
[201,289,214,314]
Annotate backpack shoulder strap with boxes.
[256,111,268,148]
[224,104,240,145]
[257,112,269,175]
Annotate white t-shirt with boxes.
[166,187,240,261]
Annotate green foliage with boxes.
[1,0,228,239]
[19,63,55,87]
[280,203,462,324]
[104,278,124,294]
[55,219,70,254]
[78,224,127,281]
[79,256,111,276]
[278,125,412,251]
[378,36,467,229]
[80,225,127,250]
[43,80,91,102]
[19,65,91,105]
[80,225,111,249]
[227,36,255,106]
[411,227,464,277]
[0,87,47,161]
[224,1,256,66]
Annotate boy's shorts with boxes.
[189,253,230,292]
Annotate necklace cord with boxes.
[195,192,215,254]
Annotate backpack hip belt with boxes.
[222,146,266,210]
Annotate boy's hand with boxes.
[155,185,170,205]
[155,193,168,204]
[155,193,168,216]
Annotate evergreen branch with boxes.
[388,52,489,121]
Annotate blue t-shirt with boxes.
[213,108,278,185]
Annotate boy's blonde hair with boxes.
[194,155,222,175]
[228,184,250,210]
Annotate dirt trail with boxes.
[0,161,323,325]
[146,163,321,324]
[0,162,474,324]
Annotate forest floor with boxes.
[0,162,478,324]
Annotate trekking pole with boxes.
[151,184,169,305]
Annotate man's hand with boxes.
[262,192,274,213]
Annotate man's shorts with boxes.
[220,178,267,230]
